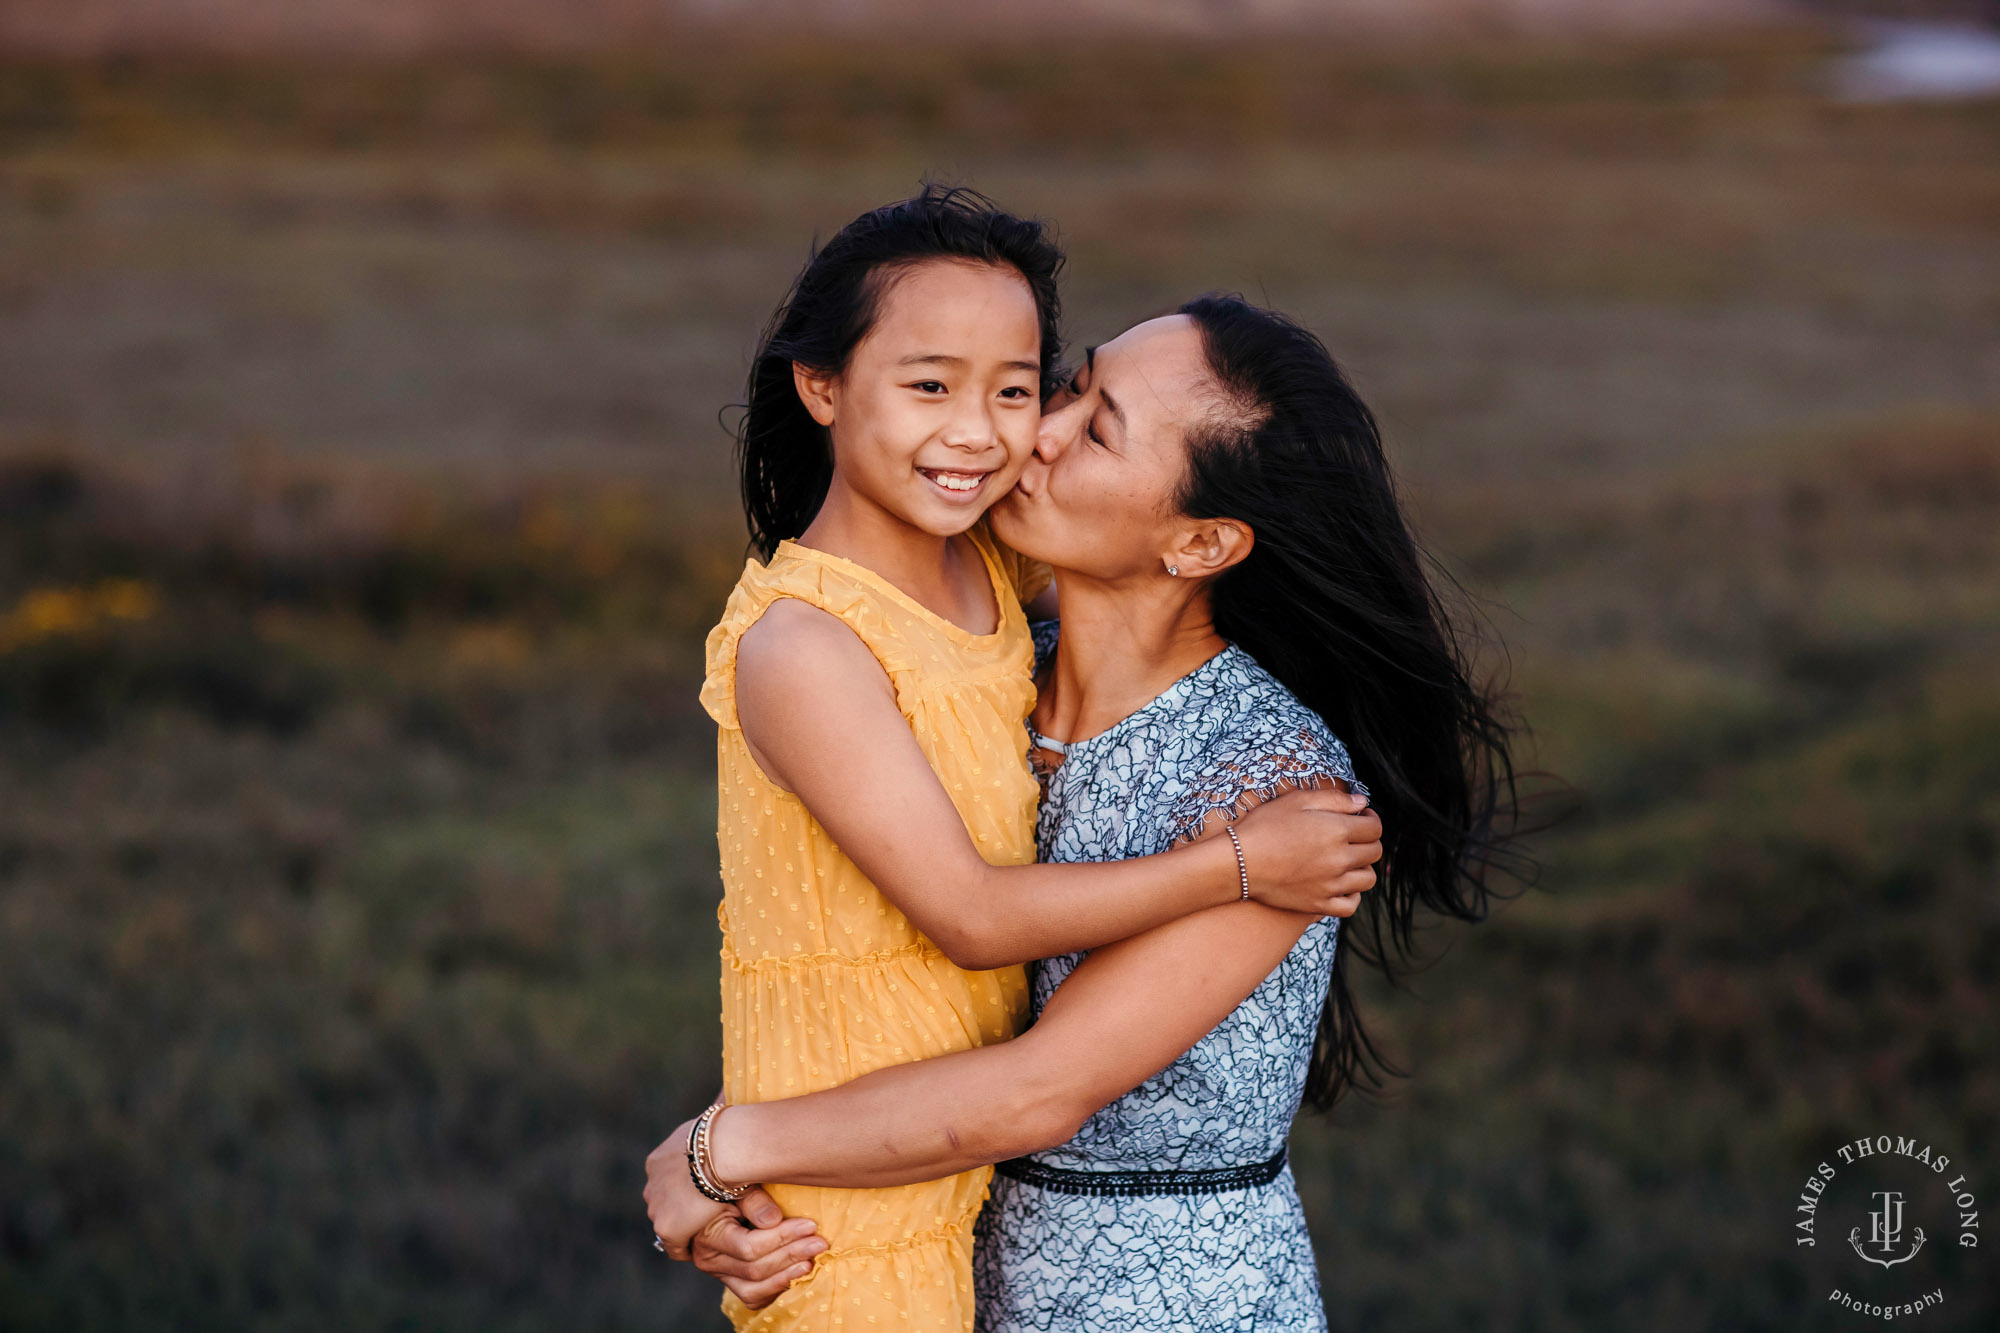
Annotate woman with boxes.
[648,295,1527,1329]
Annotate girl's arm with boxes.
[708,824,1335,1187]
[733,600,1378,971]
[644,797,1363,1302]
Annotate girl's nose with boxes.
[940,398,1000,452]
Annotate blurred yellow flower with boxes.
[0,578,158,653]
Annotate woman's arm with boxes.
[642,795,1372,1300]
[733,601,1379,970]
[705,826,1341,1188]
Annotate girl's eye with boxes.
[999,386,1032,400]
[914,381,946,394]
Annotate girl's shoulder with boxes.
[969,516,1053,609]
[699,544,916,731]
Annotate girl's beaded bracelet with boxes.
[1225,824,1250,901]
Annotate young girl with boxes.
[671,187,1380,1333]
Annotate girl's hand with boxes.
[692,1209,830,1309]
[1232,784,1382,917]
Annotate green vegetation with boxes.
[0,34,1994,1331]
[0,458,744,1329]
[1298,413,1999,1328]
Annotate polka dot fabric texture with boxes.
[973,637,1370,1333]
[699,522,1050,1333]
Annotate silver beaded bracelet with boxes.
[1225,824,1250,901]
[686,1099,750,1204]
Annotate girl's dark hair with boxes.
[737,183,1066,559]
[1176,293,1557,1112]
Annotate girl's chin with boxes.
[905,501,990,538]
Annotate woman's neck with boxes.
[795,476,993,634]
[1034,573,1227,747]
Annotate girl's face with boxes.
[797,258,1044,538]
[989,315,1212,579]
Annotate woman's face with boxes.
[798,258,1043,538]
[989,314,1214,579]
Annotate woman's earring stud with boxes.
[1167,565,1179,577]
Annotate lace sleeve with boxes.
[1161,710,1370,847]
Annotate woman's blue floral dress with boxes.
[972,631,1370,1333]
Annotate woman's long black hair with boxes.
[737,182,1067,559]
[1178,293,1552,1111]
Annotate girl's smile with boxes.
[917,465,998,499]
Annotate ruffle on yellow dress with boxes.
[699,522,1050,1332]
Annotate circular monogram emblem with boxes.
[1793,1133,1982,1323]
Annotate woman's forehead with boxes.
[1099,313,1193,356]
[1094,315,1209,425]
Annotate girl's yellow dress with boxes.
[699,523,1048,1332]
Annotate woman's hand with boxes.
[692,1210,830,1310]
[1231,783,1382,917]
[643,1118,758,1259]
[644,1115,826,1308]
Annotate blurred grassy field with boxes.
[1,31,1997,1331]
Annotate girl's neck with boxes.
[794,476,995,635]
[1034,573,1228,747]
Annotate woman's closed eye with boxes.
[1043,380,1077,412]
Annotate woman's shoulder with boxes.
[1209,652,1362,780]
[1158,649,1368,836]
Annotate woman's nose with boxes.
[1034,402,1080,462]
